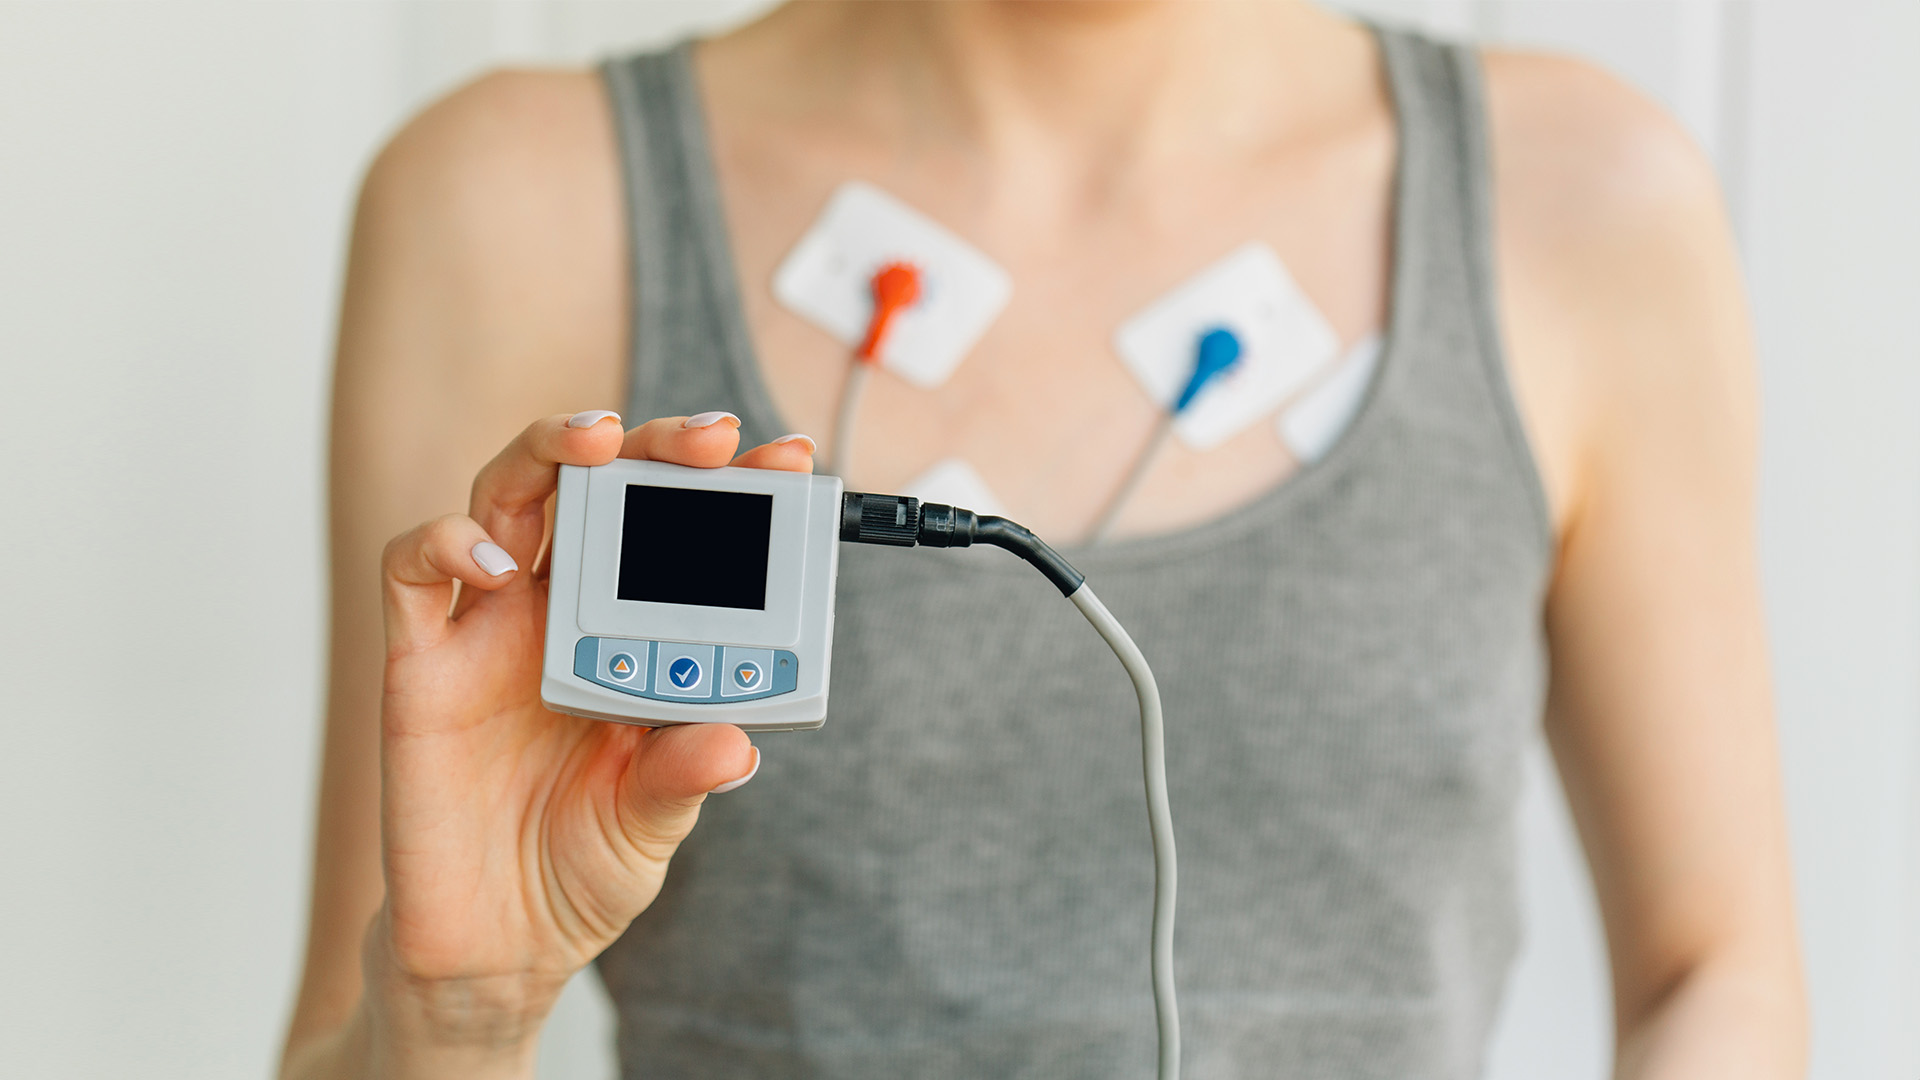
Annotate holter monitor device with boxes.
[541,459,843,732]
[541,457,1183,1080]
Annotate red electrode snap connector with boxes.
[855,261,923,363]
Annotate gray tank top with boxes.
[597,26,1551,1080]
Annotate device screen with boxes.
[617,484,774,610]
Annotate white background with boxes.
[1,2,1914,1078]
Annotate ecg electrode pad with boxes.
[1115,243,1340,450]
[541,460,844,732]
[773,181,1012,389]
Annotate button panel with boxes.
[573,636,798,703]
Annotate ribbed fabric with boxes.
[597,26,1552,1080]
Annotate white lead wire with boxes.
[1069,584,1180,1080]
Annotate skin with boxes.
[282,2,1806,1077]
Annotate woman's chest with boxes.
[704,120,1399,542]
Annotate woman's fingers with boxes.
[731,433,817,473]
[382,514,519,657]
[468,411,627,562]
[615,723,758,863]
[450,411,794,617]
[618,412,743,466]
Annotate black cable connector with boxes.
[839,492,1086,596]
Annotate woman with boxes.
[282,2,1805,1077]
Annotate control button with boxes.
[594,637,646,691]
[606,653,640,682]
[720,647,775,698]
[653,643,714,699]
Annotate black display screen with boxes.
[616,484,774,610]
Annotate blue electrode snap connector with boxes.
[1090,326,1245,543]
[1174,326,1243,414]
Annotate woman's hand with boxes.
[361,410,813,1077]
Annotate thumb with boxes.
[616,724,759,862]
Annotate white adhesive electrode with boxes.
[1278,334,1382,464]
[1115,243,1340,451]
[773,181,1012,389]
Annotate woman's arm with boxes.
[281,69,636,1078]
[1488,54,1807,1077]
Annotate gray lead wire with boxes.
[838,493,1180,1076]
[827,361,875,480]
[1087,412,1175,546]
[1069,584,1181,1080]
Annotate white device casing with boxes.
[541,460,844,732]
[772,180,1013,389]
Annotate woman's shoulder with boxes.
[1476,46,1748,534]
[366,67,611,207]
[344,66,628,431]
[1481,48,1723,230]
[358,66,619,292]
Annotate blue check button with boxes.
[652,644,713,698]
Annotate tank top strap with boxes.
[602,43,782,446]
[1369,26,1553,547]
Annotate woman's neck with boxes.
[715,1,1367,194]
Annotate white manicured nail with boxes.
[567,410,621,429]
[683,411,740,430]
[772,433,816,453]
[471,540,518,577]
[710,746,760,794]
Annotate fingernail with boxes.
[683,411,741,430]
[772,433,816,453]
[471,540,518,577]
[567,410,622,429]
[710,746,760,794]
